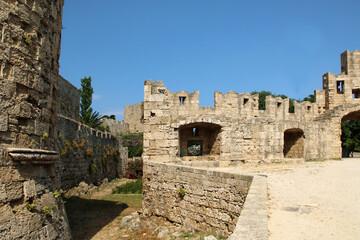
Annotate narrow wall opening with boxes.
[341,110,360,157]
[283,128,304,158]
[179,123,221,160]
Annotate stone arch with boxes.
[283,128,304,158]
[178,122,221,160]
[340,109,360,157]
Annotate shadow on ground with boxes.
[65,196,128,240]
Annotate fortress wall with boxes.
[124,102,144,133]
[0,1,71,239]
[143,80,327,164]
[142,161,253,237]
[56,115,128,190]
[58,75,80,121]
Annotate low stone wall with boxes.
[142,161,253,237]
[228,175,268,240]
[56,116,128,190]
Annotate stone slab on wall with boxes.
[56,116,128,190]
[142,161,253,237]
[58,75,80,121]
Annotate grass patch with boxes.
[113,179,143,194]
[101,194,142,208]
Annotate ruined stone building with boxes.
[143,50,360,165]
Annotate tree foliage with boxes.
[80,76,103,129]
[121,132,143,158]
[102,115,116,120]
[302,94,315,103]
[250,91,295,113]
[341,120,360,155]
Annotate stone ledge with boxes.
[228,174,268,240]
[7,148,59,165]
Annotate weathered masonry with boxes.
[143,50,360,165]
[0,1,71,239]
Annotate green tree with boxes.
[121,132,143,158]
[302,94,315,103]
[80,76,103,129]
[341,120,360,155]
[102,114,116,120]
[251,91,295,113]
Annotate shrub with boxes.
[121,132,143,158]
[125,158,143,179]
[113,179,142,194]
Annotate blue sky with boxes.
[59,0,360,120]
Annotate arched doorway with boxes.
[283,128,304,158]
[341,110,360,157]
[178,122,221,160]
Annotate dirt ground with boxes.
[237,158,360,240]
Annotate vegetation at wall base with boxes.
[125,158,143,179]
[113,179,143,194]
[121,132,143,158]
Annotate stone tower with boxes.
[0,1,71,238]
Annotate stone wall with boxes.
[0,1,71,239]
[124,102,144,133]
[58,75,80,121]
[101,118,129,136]
[142,161,253,237]
[56,116,128,190]
[142,51,360,164]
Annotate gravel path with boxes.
[266,158,360,240]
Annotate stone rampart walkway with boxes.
[219,158,360,240]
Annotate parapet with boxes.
[144,80,326,122]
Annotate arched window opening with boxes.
[283,128,304,158]
[341,110,360,157]
[179,123,221,159]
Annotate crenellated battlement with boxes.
[143,50,360,164]
[144,80,327,122]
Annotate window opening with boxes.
[352,89,360,99]
[337,81,344,94]
[307,106,311,112]
[277,102,282,108]
[150,111,155,117]
[179,97,186,106]
[192,127,199,137]
[243,98,249,105]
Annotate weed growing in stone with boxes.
[178,187,186,198]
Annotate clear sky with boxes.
[59,0,360,120]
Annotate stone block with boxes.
[5,181,23,201]
[0,184,8,202]
[0,114,8,131]
[23,180,36,200]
